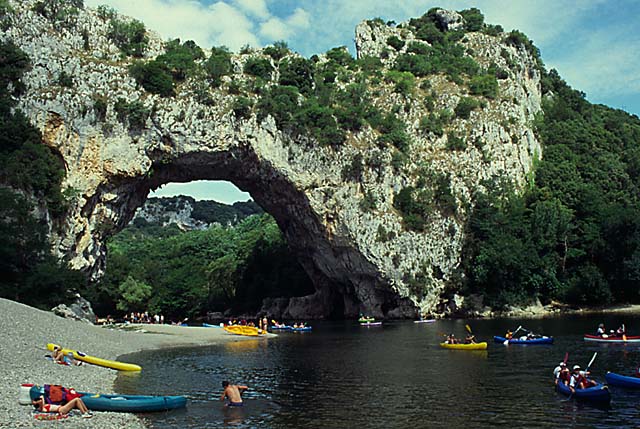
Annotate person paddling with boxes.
[220,381,248,407]
[553,362,569,385]
[569,365,597,392]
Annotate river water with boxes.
[115,314,640,428]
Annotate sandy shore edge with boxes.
[0,298,271,429]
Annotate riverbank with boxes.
[0,298,272,428]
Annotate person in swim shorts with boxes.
[220,381,248,407]
[32,395,92,418]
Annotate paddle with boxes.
[623,324,627,342]
[585,351,598,372]
[503,325,523,345]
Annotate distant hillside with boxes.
[133,196,263,230]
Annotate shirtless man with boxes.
[220,381,248,407]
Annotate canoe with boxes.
[555,381,610,403]
[360,322,382,326]
[493,336,554,345]
[583,334,640,343]
[46,344,141,371]
[223,325,264,336]
[414,320,436,324]
[439,342,488,350]
[80,392,187,412]
[605,371,640,388]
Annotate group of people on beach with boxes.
[124,311,165,324]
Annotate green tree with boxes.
[117,276,153,311]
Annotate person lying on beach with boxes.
[51,346,83,366]
[32,396,92,418]
[220,381,248,407]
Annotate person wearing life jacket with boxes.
[505,330,513,340]
[464,334,476,344]
[553,362,570,385]
[569,365,597,391]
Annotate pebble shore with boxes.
[0,298,264,428]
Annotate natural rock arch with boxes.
[8,1,543,318]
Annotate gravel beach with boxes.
[0,298,269,428]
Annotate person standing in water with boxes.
[220,381,248,407]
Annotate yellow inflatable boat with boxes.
[223,325,264,336]
[47,343,142,371]
[439,342,488,350]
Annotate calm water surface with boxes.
[115,315,640,428]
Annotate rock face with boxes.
[52,293,96,324]
[5,1,542,318]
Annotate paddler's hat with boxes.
[573,365,581,370]
[559,362,566,366]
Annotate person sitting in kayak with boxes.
[616,325,626,336]
[596,323,606,336]
[220,381,248,407]
[505,330,513,340]
[464,334,476,344]
[32,395,92,418]
[553,362,569,385]
[569,365,597,391]
[446,334,458,344]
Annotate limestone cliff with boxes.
[3,2,542,318]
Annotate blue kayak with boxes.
[202,323,221,328]
[555,382,610,403]
[291,326,312,332]
[270,325,292,331]
[494,336,554,345]
[80,392,187,412]
[605,372,640,388]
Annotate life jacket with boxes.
[43,384,83,404]
[571,373,587,388]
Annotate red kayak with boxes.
[583,334,640,343]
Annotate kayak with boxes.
[440,342,487,350]
[555,381,611,403]
[46,344,141,371]
[202,323,221,328]
[80,392,186,412]
[605,372,640,388]
[28,386,185,412]
[270,325,292,331]
[291,326,312,332]
[414,319,436,324]
[583,334,640,343]
[223,325,264,336]
[493,336,554,345]
[360,322,382,326]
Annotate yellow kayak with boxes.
[47,343,141,371]
[223,325,264,336]
[439,342,488,350]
